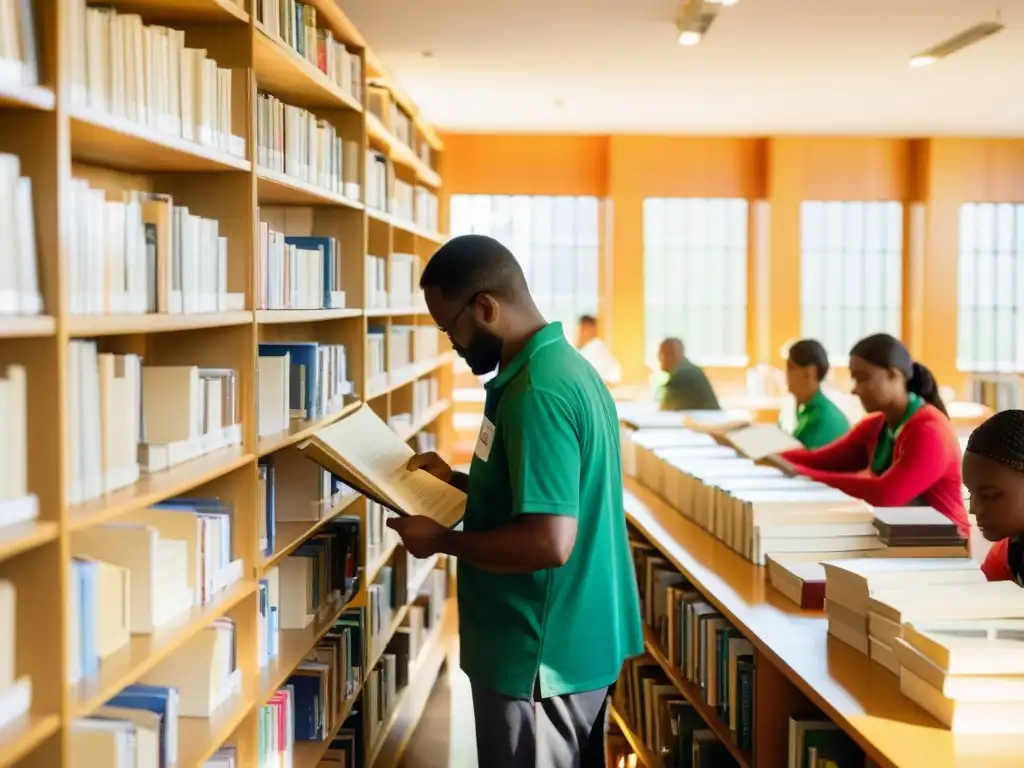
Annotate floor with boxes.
[399,656,477,768]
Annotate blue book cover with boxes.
[259,343,320,419]
[73,558,100,679]
[108,684,179,768]
[259,456,276,556]
[283,236,337,309]
[287,671,324,740]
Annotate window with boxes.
[447,195,600,333]
[958,203,1024,372]
[642,198,749,367]
[800,201,903,360]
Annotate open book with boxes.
[298,404,466,528]
[722,423,803,460]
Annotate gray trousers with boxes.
[471,683,609,768]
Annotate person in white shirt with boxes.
[576,315,622,385]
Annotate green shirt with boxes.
[792,390,850,450]
[661,359,721,412]
[460,322,644,699]
[870,393,924,476]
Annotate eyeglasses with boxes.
[438,292,480,338]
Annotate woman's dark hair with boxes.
[849,333,948,417]
[788,339,830,381]
[966,410,1024,473]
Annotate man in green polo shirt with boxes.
[658,337,722,411]
[385,234,643,768]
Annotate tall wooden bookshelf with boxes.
[0,0,454,765]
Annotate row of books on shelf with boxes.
[69,178,244,316]
[366,326,441,382]
[629,527,869,767]
[622,425,968,565]
[69,2,246,158]
[256,223,346,311]
[365,153,439,231]
[387,378,441,434]
[0,0,38,88]
[369,87,412,149]
[0,364,35,528]
[0,153,42,317]
[67,343,242,505]
[257,341,354,437]
[257,91,361,200]
[255,0,363,104]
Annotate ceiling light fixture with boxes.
[908,20,1004,68]
[676,0,727,46]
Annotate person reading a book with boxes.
[785,339,849,449]
[774,333,970,538]
[576,314,622,385]
[962,410,1024,584]
[658,337,721,411]
[385,234,644,768]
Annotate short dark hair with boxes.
[579,314,597,327]
[966,410,1024,473]
[788,339,830,380]
[420,235,529,303]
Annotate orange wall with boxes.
[440,132,1024,388]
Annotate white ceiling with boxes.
[340,0,1023,135]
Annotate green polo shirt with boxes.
[792,390,850,450]
[870,392,924,475]
[459,322,643,699]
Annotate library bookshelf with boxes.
[0,0,455,765]
[617,474,1024,768]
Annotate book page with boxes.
[299,404,466,527]
[724,423,803,460]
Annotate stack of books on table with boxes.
[821,558,988,658]
[896,618,1024,732]
[872,507,969,558]
[866,580,1024,675]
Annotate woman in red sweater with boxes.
[775,334,970,538]
[962,410,1024,584]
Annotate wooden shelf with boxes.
[0,520,58,563]
[3,0,450,762]
[0,81,54,111]
[177,688,253,767]
[642,625,750,767]
[394,400,452,442]
[608,703,659,768]
[257,166,364,208]
[253,25,363,112]
[68,446,252,531]
[103,0,248,22]
[67,311,253,337]
[69,105,251,173]
[0,315,55,338]
[256,308,363,324]
[256,400,362,457]
[261,492,362,571]
[259,593,353,700]
[623,476,1024,768]
[69,580,255,717]
[0,714,60,768]
[366,113,441,187]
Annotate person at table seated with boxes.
[575,314,622,385]
[785,339,850,449]
[962,410,1024,584]
[657,337,721,412]
[776,333,969,538]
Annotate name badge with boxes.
[474,417,496,462]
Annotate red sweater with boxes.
[780,404,970,538]
[982,539,1014,582]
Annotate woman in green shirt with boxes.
[785,339,850,449]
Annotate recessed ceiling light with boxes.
[678,30,702,45]
[421,50,434,58]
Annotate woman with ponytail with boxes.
[776,333,969,538]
